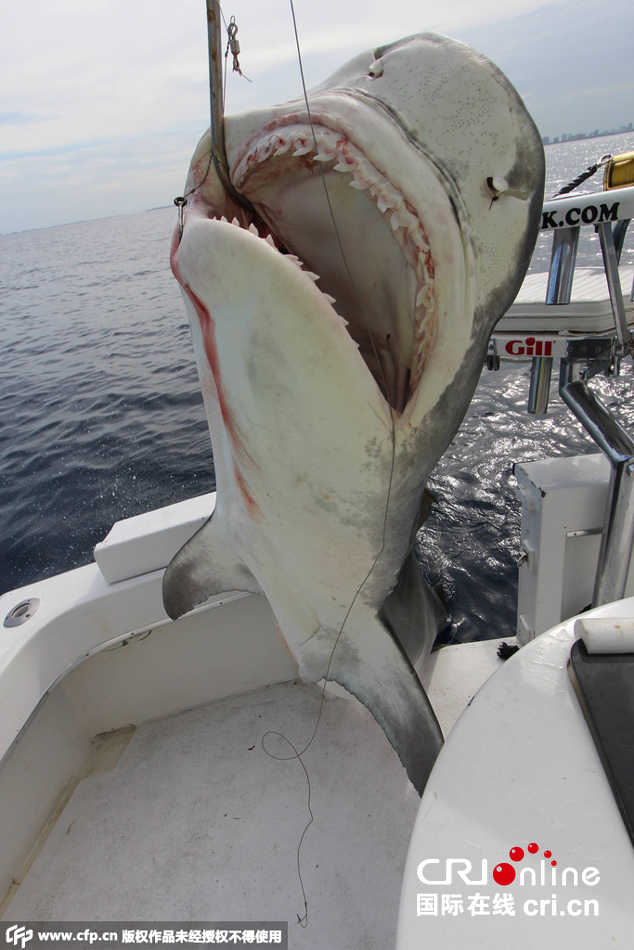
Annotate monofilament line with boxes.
[261,0,399,930]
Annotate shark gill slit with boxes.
[257,0,400,930]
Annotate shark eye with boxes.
[368,59,384,78]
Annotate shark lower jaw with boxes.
[185,114,470,417]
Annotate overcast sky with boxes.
[1,0,632,234]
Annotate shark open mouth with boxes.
[187,114,447,415]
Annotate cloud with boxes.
[0,112,50,126]
[455,0,634,137]
[559,83,634,103]
[1,0,632,232]
[0,139,109,163]
[0,125,202,233]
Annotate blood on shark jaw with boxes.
[180,119,449,416]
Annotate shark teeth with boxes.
[212,207,338,315]
[416,285,434,309]
[377,194,396,213]
[417,259,433,284]
[216,212,336,304]
[273,137,292,156]
[256,140,274,160]
[230,121,439,385]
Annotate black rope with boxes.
[551,154,612,198]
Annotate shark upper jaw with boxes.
[178,94,474,425]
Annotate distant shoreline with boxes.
[543,127,633,147]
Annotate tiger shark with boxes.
[163,33,545,793]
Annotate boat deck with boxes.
[2,639,507,946]
[4,679,420,946]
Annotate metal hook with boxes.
[206,0,254,212]
[174,196,187,243]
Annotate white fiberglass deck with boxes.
[0,630,507,947]
[4,679,421,945]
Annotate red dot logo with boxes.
[551,861,557,866]
[509,847,524,862]
[528,842,538,854]
[493,863,516,886]
[544,850,552,858]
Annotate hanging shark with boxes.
[163,32,545,793]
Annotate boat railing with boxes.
[491,184,634,607]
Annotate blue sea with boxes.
[1,131,634,641]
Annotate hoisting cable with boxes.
[175,4,255,241]
[204,0,255,213]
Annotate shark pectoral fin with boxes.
[380,550,450,671]
[301,613,443,795]
[162,514,260,619]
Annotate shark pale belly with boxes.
[163,33,545,794]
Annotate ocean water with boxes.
[1,131,634,642]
